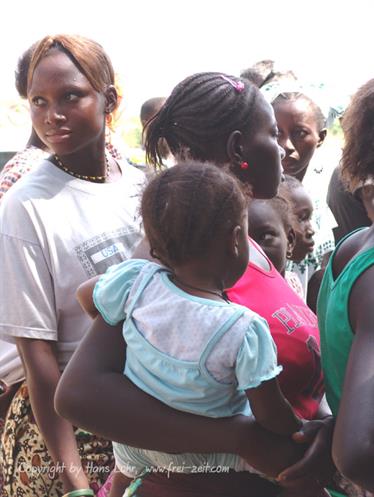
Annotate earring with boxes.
[240,162,249,170]
[286,249,293,259]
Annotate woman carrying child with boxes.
[58,73,336,497]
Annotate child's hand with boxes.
[278,477,332,497]
[279,417,335,487]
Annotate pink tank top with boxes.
[227,240,323,419]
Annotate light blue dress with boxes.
[94,259,282,477]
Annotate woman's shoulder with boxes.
[331,228,373,279]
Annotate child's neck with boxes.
[172,263,228,303]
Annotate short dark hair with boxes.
[141,162,249,267]
[272,92,326,131]
[340,79,374,191]
[144,72,259,168]
[140,97,166,127]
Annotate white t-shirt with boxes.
[0,159,144,376]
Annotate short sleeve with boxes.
[235,315,282,390]
[93,258,148,325]
[0,236,57,342]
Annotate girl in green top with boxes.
[318,78,374,497]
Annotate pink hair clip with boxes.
[220,75,245,93]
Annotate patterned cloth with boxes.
[0,146,48,201]
[0,382,114,497]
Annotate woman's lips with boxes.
[45,131,71,144]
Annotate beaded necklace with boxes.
[54,154,110,182]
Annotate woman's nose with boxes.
[283,137,295,154]
[306,223,315,237]
[45,105,66,125]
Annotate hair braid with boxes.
[145,72,259,168]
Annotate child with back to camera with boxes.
[78,162,309,496]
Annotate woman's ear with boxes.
[286,227,296,259]
[317,128,327,148]
[104,85,118,115]
[226,130,244,166]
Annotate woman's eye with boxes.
[65,93,79,102]
[260,232,274,242]
[31,97,45,106]
[295,129,308,139]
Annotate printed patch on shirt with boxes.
[75,227,142,277]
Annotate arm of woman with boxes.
[55,314,306,478]
[332,265,374,491]
[16,337,91,493]
[246,379,302,436]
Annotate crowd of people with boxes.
[0,34,373,497]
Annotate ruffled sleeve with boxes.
[93,259,148,325]
[235,315,283,390]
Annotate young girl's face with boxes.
[28,49,108,158]
[288,186,315,262]
[247,200,292,275]
[274,98,325,181]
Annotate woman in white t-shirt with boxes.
[0,34,144,497]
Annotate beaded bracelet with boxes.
[62,489,94,497]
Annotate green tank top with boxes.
[317,228,374,416]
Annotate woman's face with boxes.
[240,95,284,199]
[274,98,325,181]
[28,49,107,158]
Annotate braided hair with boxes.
[141,162,249,268]
[145,72,259,169]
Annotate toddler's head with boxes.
[282,175,315,262]
[247,196,295,275]
[141,162,250,288]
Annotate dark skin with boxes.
[0,380,21,418]
[274,98,326,182]
[60,236,335,497]
[13,47,122,495]
[329,226,374,491]
[56,93,334,495]
[247,200,296,276]
[288,186,315,263]
[56,314,332,497]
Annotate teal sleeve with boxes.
[235,315,283,391]
[93,259,148,325]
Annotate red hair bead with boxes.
[240,162,249,170]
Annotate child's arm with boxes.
[76,275,100,318]
[246,378,302,436]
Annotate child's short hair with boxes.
[264,194,294,232]
[142,162,249,267]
